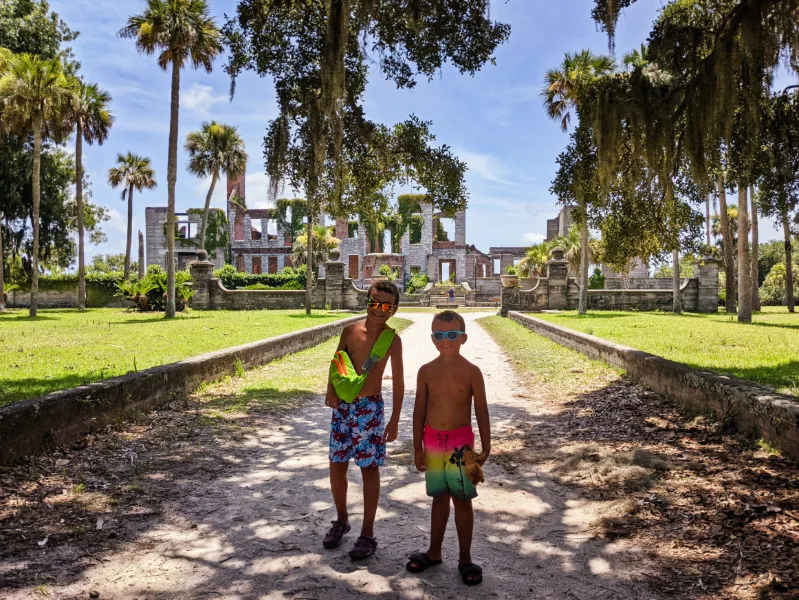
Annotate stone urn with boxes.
[500,274,519,288]
[370,275,389,283]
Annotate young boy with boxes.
[407,310,490,586]
[323,281,404,560]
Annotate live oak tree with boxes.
[224,0,509,314]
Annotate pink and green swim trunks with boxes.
[423,425,478,501]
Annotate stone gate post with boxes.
[695,256,721,313]
[546,247,569,310]
[190,250,214,309]
[325,248,345,310]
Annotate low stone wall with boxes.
[0,315,364,465]
[605,277,674,290]
[508,312,799,462]
[7,289,77,308]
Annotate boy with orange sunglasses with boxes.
[323,281,404,560]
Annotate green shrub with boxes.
[115,269,193,312]
[213,263,306,290]
[242,281,304,290]
[760,261,799,306]
[588,267,606,290]
[378,263,399,281]
[406,273,429,294]
[505,266,518,276]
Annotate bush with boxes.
[378,263,399,281]
[760,262,799,306]
[213,263,306,290]
[505,266,518,276]
[588,267,606,289]
[115,268,193,312]
[11,272,128,307]
[406,272,429,294]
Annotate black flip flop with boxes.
[406,552,443,573]
[458,562,483,586]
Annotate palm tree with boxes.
[542,50,615,315]
[185,121,247,251]
[108,153,157,280]
[292,225,340,271]
[0,47,12,312]
[120,0,222,318]
[69,79,113,309]
[0,53,72,317]
[737,185,753,323]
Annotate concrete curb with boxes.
[0,315,364,465]
[508,311,799,462]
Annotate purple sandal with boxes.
[323,520,351,549]
[348,535,378,560]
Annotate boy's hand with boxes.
[384,417,399,443]
[325,391,340,410]
[476,449,490,466]
[414,447,426,472]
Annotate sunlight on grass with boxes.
[534,308,799,396]
[0,308,355,406]
[195,317,414,416]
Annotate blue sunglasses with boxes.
[432,330,465,341]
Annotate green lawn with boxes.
[0,308,355,406]
[532,307,799,396]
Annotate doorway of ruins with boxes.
[439,259,456,283]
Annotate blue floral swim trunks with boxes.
[329,394,386,468]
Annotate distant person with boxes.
[406,310,491,586]
[447,287,455,304]
[323,281,404,560]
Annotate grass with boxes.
[478,315,617,394]
[195,317,413,416]
[0,308,355,407]
[532,306,799,396]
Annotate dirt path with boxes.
[1,312,655,600]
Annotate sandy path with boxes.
[2,312,656,600]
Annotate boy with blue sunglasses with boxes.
[407,310,491,586]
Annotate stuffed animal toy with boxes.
[462,448,484,485]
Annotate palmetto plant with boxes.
[185,121,247,251]
[120,0,223,318]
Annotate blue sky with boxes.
[53,0,783,262]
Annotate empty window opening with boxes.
[383,230,393,254]
[349,255,359,278]
[436,217,455,242]
[513,258,521,267]
[493,258,501,274]
[236,254,245,272]
[348,220,359,238]
[252,256,262,274]
[284,256,293,269]
[251,218,263,241]
[176,214,195,240]
[266,219,279,241]
[410,265,422,275]
[268,256,278,274]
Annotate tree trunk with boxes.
[138,230,145,279]
[784,212,795,313]
[706,192,712,247]
[199,169,219,252]
[30,113,42,318]
[306,209,314,315]
[673,249,682,314]
[76,123,87,309]
[578,203,589,315]
[165,59,181,318]
[0,209,5,311]
[717,174,736,313]
[124,182,134,281]
[750,185,760,311]
[737,185,752,323]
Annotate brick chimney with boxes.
[227,167,246,203]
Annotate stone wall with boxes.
[7,287,130,309]
[605,277,675,290]
[508,312,799,462]
[0,315,364,465]
[501,251,720,315]
[191,252,368,311]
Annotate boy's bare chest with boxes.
[427,369,472,401]
[347,330,383,373]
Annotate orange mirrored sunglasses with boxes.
[366,299,395,313]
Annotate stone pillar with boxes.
[190,250,214,309]
[137,231,145,279]
[499,254,514,275]
[695,256,721,313]
[325,248,345,310]
[427,254,438,283]
[546,248,569,310]
[421,202,434,251]
[455,210,466,245]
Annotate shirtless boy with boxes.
[323,281,404,560]
[407,310,490,585]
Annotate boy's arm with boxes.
[472,366,491,465]
[412,366,428,472]
[383,336,404,443]
[325,326,349,409]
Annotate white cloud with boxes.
[105,207,128,235]
[182,83,228,117]
[456,149,511,184]
[521,232,545,245]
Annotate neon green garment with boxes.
[330,327,396,403]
